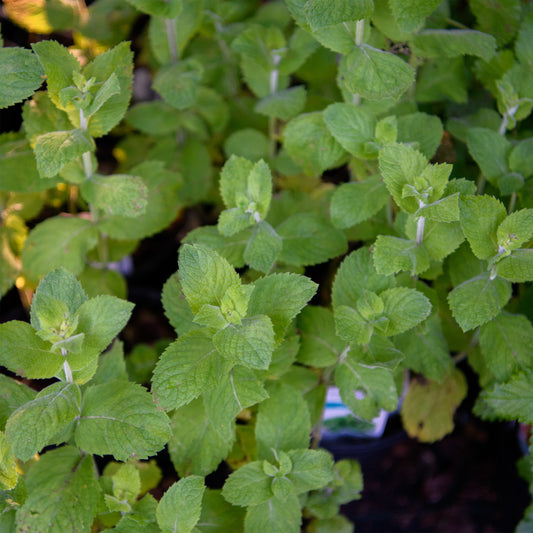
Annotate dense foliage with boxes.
[1,0,533,531]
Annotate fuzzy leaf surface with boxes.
[76,381,171,461]
[0,47,44,109]
[156,476,205,533]
[6,382,81,461]
[448,273,511,331]
[152,330,230,410]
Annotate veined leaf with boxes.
[0,432,17,490]
[247,272,317,343]
[0,321,62,379]
[124,0,182,17]
[340,45,414,101]
[153,59,203,111]
[16,447,101,533]
[373,235,430,276]
[76,381,171,461]
[255,384,311,461]
[169,399,234,477]
[0,47,44,109]
[389,0,442,32]
[304,0,374,31]
[0,374,37,430]
[222,461,273,507]
[156,476,205,533]
[152,330,230,410]
[6,382,81,461]
[179,244,241,314]
[496,250,533,282]
[448,273,512,331]
[34,129,94,178]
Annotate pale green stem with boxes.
[386,196,394,227]
[311,345,351,449]
[416,216,425,245]
[355,19,365,46]
[452,329,479,363]
[476,174,486,195]
[508,191,517,214]
[61,348,73,383]
[498,112,509,136]
[165,18,178,63]
[79,109,93,179]
[445,17,469,30]
[268,52,282,157]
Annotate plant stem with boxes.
[79,110,93,179]
[61,348,73,383]
[445,17,469,30]
[355,19,365,46]
[452,329,479,364]
[268,52,282,157]
[165,18,178,63]
[416,215,425,244]
[476,174,486,195]
[508,191,516,214]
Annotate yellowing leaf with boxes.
[401,369,467,442]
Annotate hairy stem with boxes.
[61,348,73,383]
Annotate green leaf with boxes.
[244,221,282,273]
[152,330,231,410]
[509,138,533,178]
[255,384,311,461]
[157,476,205,533]
[415,57,468,103]
[0,433,17,490]
[448,273,512,331]
[204,366,269,441]
[162,275,198,336]
[297,306,346,368]
[30,267,87,332]
[179,244,240,314]
[497,208,533,252]
[335,338,401,420]
[224,129,270,162]
[330,178,389,229]
[378,143,428,213]
[304,0,374,31]
[6,382,80,461]
[81,174,147,217]
[411,30,497,62]
[126,101,183,136]
[406,218,465,262]
[334,305,373,345]
[99,160,182,240]
[244,493,301,533]
[0,133,44,193]
[469,0,521,46]
[22,216,98,282]
[323,103,376,158]
[255,86,306,121]
[394,314,453,382]
[475,371,533,424]
[479,313,533,383]
[308,516,354,533]
[287,449,334,494]
[459,195,507,260]
[401,369,467,442]
[397,112,443,159]
[169,399,234,477]
[222,461,272,507]
[153,59,203,110]
[31,40,81,108]
[149,0,203,64]
[124,0,182,17]
[339,45,414,101]
[332,248,394,309]
[195,489,245,533]
[72,295,134,369]
[277,213,348,267]
[496,250,533,282]
[220,156,272,222]
[34,129,94,178]
[389,0,442,32]
[415,194,460,223]
[0,375,36,431]
[377,287,432,336]
[85,72,121,117]
[0,47,44,109]
[283,112,345,176]
[214,315,275,370]
[247,272,317,343]
[466,127,511,182]
[0,321,63,379]
[16,447,101,533]
[373,236,430,276]
[76,381,171,461]
[82,41,134,137]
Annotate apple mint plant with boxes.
[1,0,533,530]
